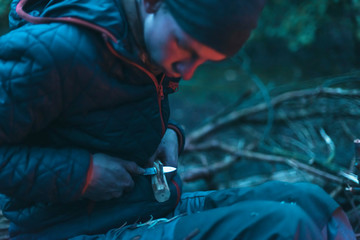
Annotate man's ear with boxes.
[143,0,163,13]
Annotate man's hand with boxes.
[149,129,179,178]
[82,153,144,201]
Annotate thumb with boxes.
[123,161,145,175]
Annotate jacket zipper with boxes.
[16,0,166,136]
[105,42,166,135]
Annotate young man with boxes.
[0,0,355,239]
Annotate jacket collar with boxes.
[121,0,163,75]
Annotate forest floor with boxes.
[171,64,360,235]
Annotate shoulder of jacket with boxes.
[5,22,104,64]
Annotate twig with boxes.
[345,192,360,232]
[187,88,360,144]
[281,135,315,160]
[225,169,316,189]
[283,116,311,146]
[182,155,238,182]
[319,128,335,164]
[330,185,343,198]
[184,141,344,184]
[206,88,254,124]
[341,122,356,141]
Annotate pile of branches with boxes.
[178,72,360,233]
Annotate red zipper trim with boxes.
[171,179,181,206]
[105,42,166,135]
[81,154,94,195]
[168,81,179,92]
[16,0,166,136]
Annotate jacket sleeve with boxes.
[0,145,92,203]
[0,23,93,203]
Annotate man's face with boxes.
[143,5,227,80]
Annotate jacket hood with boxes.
[10,0,129,44]
[10,0,155,64]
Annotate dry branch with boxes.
[184,141,344,184]
[187,88,360,144]
[182,155,237,182]
[180,83,360,232]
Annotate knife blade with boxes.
[143,166,177,176]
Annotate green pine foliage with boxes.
[252,0,360,51]
[0,0,11,35]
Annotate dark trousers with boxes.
[72,181,355,240]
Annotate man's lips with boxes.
[166,63,181,78]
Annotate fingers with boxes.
[119,171,135,189]
[103,172,134,200]
[148,128,179,168]
[83,154,142,201]
[122,161,145,175]
[111,191,123,199]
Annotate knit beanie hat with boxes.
[165,0,266,56]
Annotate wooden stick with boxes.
[184,141,344,184]
[187,88,360,144]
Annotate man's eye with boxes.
[174,36,197,59]
[175,37,187,51]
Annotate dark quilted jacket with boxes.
[0,0,183,239]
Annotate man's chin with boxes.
[148,58,180,78]
[163,67,181,78]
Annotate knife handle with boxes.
[151,160,170,202]
[143,167,157,175]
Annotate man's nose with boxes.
[179,59,205,80]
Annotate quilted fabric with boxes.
[0,0,183,238]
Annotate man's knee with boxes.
[215,201,322,240]
[260,181,325,199]
[293,182,326,197]
[265,203,323,240]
